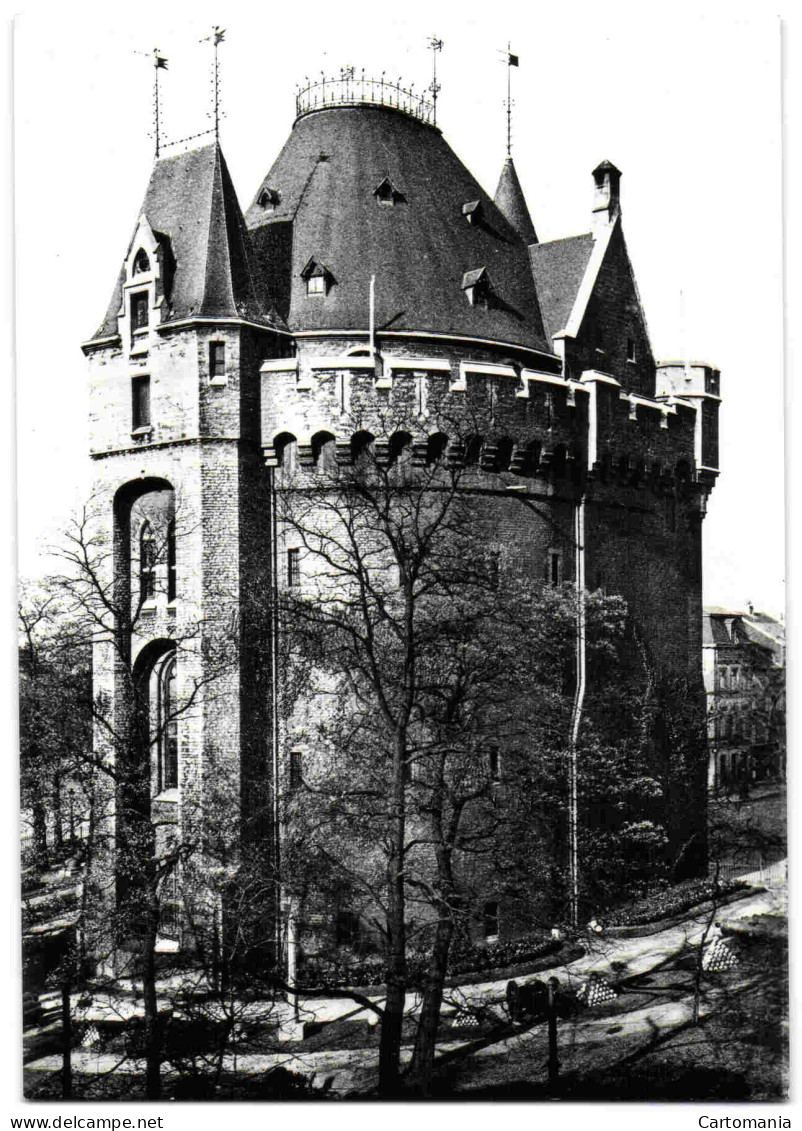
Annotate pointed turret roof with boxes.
[92,143,283,340]
[494,156,537,245]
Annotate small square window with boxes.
[307,274,326,296]
[287,548,300,587]
[131,292,149,333]
[132,375,151,430]
[209,341,226,378]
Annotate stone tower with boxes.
[83,75,720,953]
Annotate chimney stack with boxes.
[592,160,622,228]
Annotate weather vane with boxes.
[500,43,519,156]
[136,47,169,158]
[200,26,226,141]
[427,35,443,126]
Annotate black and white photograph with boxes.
[9,0,791,1113]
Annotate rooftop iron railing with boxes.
[295,71,436,126]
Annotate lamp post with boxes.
[68,786,76,849]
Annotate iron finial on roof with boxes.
[427,35,443,126]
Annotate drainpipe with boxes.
[369,274,376,359]
[568,495,586,930]
[270,468,283,970]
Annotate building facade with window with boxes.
[82,76,720,961]
[703,607,785,791]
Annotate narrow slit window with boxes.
[488,551,500,589]
[209,341,226,379]
[287,548,300,587]
[167,519,176,602]
[160,658,179,792]
[132,375,151,430]
[336,372,350,414]
[483,900,499,939]
[547,551,561,587]
[627,337,636,362]
[140,522,156,602]
[488,746,500,782]
[289,750,303,791]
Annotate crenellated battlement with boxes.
[261,347,715,494]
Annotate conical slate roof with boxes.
[494,156,537,245]
[245,104,551,355]
[92,143,283,340]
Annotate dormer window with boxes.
[133,249,151,275]
[373,177,406,207]
[461,267,491,309]
[301,257,335,297]
[462,200,484,225]
[258,187,281,212]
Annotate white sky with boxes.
[12,0,786,616]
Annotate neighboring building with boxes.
[81,74,720,957]
[703,607,785,791]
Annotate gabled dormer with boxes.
[301,257,336,297]
[461,267,492,309]
[462,199,484,226]
[118,215,174,356]
[257,186,281,212]
[373,177,406,207]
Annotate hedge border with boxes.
[604,886,763,938]
[297,942,584,996]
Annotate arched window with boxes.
[133,249,151,275]
[426,433,449,466]
[311,430,337,471]
[158,656,178,792]
[350,430,375,465]
[274,432,298,472]
[494,437,514,472]
[463,435,483,467]
[388,431,413,467]
[140,522,156,602]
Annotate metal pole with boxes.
[154,58,160,158]
[369,274,376,359]
[506,42,512,156]
[568,497,586,929]
[214,37,219,140]
[547,977,559,1090]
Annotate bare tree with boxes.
[274,415,638,1094]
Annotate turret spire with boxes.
[494,155,537,244]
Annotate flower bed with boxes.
[605,877,749,928]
